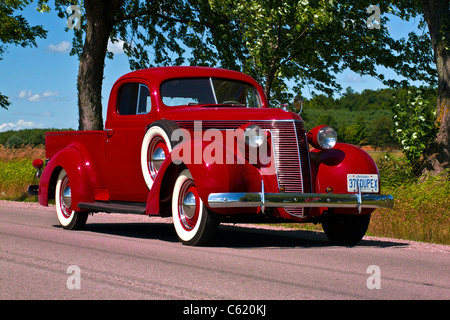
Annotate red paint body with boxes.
[37,66,380,223]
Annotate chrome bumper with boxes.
[207,183,394,213]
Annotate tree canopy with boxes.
[5,0,450,173]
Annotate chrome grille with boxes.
[174,120,312,217]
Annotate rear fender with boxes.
[39,144,96,211]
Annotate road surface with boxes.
[1,200,449,303]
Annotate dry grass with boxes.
[368,173,450,245]
[0,145,45,201]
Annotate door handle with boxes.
[105,129,114,138]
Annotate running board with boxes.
[78,202,146,215]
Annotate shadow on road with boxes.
[67,220,408,249]
[213,224,407,249]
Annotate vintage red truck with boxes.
[29,66,393,246]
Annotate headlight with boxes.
[244,124,265,148]
[317,126,337,149]
[308,125,337,150]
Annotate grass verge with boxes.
[368,173,449,245]
[0,145,45,202]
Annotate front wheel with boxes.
[55,169,88,230]
[321,212,370,246]
[172,169,219,246]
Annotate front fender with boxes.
[311,143,379,194]
[146,139,264,215]
[310,143,379,214]
[38,144,96,211]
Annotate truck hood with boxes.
[162,106,303,122]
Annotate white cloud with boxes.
[28,93,42,102]
[107,38,125,54]
[18,90,60,102]
[47,41,72,54]
[0,123,15,132]
[42,90,58,98]
[18,90,30,99]
[0,120,43,132]
[344,74,366,83]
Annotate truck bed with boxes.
[45,130,106,160]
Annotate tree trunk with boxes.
[422,0,450,174]
[77,0,123,131]
[264,76,273,105]
[264,69,277,106]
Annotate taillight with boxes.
[32,159,44,179]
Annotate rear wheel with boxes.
[321,211,370,246]
[55,169,88,230]
[172,169,219,246]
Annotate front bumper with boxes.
[207,182,393,213]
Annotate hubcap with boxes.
[182,191,197,219]
[148,137,168,180]
[60,177,72,218]
[151,147,166,172]
[178,181,200,231]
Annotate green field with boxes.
[1,145,448,245]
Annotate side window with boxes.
[117,83,151,115]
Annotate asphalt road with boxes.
[1,200,449,302]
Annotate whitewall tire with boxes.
[55,169,88,230]
[172,169,219,245]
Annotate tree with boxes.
[209,0,379,105]
[34,1,448,173]
[210,0,448,173]
[37,0,205,130]
[364,0,448,173]
[421,0,449,173]
[367,115,397,149]
[0,0,47,109]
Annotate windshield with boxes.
[160,78,262,108]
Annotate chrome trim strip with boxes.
[260,180,265,213]
[292,121,304,193]
[208,192,394,210]
[173,119,304,123]
[209,77,218,104]
[297,120,313,193]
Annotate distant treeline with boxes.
[0,128,73,148]
[300,86,438,149]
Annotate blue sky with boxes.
[0,4,427,132]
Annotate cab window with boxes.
[117,83,151,115]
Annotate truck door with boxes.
[105,81,154,202]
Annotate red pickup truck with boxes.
[29,66,393,246]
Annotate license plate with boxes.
[347,174,379,193]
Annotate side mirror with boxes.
[293,95,304,114]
